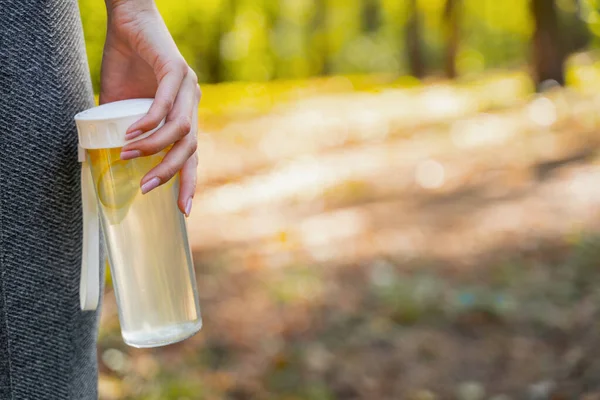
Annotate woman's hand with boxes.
[100,0,200,216]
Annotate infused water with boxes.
[87,148,201,347]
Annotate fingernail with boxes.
[141,177,160,194]
[185,198,193,217]
[120,150,141,160]
[125,130,143,140]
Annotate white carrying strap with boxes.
[78,145,100,311]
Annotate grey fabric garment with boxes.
[0,0,102,399]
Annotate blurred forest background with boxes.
[80,0,597,87]
[79,0,600,399]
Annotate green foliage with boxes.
[133,377,203,400]
[78,0,107,92]
[266,265,323,305]
[78,0,592,88]
[372,267,447,325]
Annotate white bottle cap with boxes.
[75,98,164,149]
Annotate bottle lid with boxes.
[75,98,164,149]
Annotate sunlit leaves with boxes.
[79,0,591,85]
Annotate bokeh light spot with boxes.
[415,159,445,189]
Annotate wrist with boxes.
[105,0,156,19]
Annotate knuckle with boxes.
[156,97,174,113]
[188,68,199,85]
[176,59,189,76]
[185,140,197,159]
[195,84,202,100]
[178,116,192,136]
[160,162,178,182]
[186,132,198,149]
[157,57,187,80]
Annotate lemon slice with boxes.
[97,159,139,224]
[133,154,159,177]
[132,153,177,191]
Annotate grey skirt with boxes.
[0,0,101,399]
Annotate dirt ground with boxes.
[98,75,600,400]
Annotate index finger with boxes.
[126,60,188,135]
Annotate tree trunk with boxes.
[405,0,425,78]
[206,0,238,83]
[565,0,590,54]
[362,0,380,33]
[206,23,223,83]
[443,0,460,79]
[530,0,565,90]
[312,0,330,75]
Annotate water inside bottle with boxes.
[88,148,201,347]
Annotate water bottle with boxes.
[75,98,202,348]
